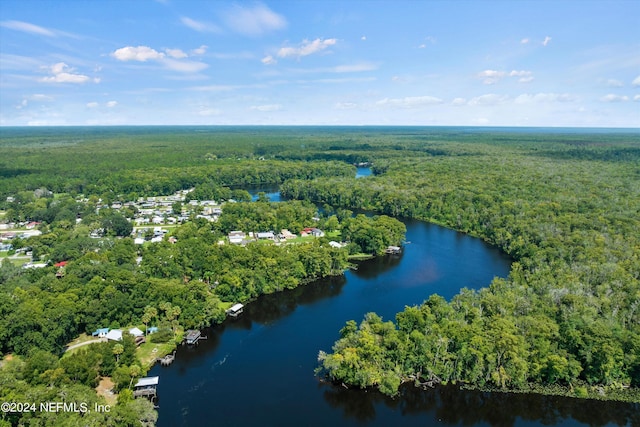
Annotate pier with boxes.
[226,303,244,318]
[156,350,176,366]
[184,329,207,345]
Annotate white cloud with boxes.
[520,38,530,44]
[112,46,165,62]
[600,94,629,102]
[277,38,337,59]
[376,96,443,108]
[542,36,552,46]
[224,3,286,36]
[112,45,207,73]
[1,20,55,37]
[468,94,509,106]
[192,45,208,55]
[250,104,282,112]
[632,75,640,87]
[478,69,534,84]
[180,16,221,33]
[452,97,467,106]
[86,102,99,108]
[162,58,208,73]
[165,48,188,59]
[361,36,367,41]
[634,95,640,102]
[40,62,91,84]
[262,55,277,65]
[514,93,576,103]
[478,70,506,84]
[106,101,118,108]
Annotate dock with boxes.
[133,376,159,399]
[156,350,176,366]
[385,246,401,254]
[184,329,207,345]
[226,303,244,318]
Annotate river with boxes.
[151,185,637,426]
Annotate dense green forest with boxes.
[1,126,639,426]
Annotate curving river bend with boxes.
[151,209,638,426]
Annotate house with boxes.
[105,329,123,341]
[256,231,275,240]
[92,328,110,338]
[329,241,343,248]
[279,229,296,240]
[54,261,68,267]
[134,237,145,245]
[133,376,159,399]
[228,231,246,244]
[146,326,158,335]
[25,221,40,230]
[129,327,144,337]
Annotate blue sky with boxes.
[1,0,638,127]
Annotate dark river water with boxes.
[151,185,638,426]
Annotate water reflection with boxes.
[323,383,639,427]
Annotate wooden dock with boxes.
[184,329,207,345]
[156,350,176,366]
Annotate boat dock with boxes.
[156,350,176,366]
[385,246,401,254]
[184,329,207,345]
[226,303,244,318]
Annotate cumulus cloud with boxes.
[180,16,221,33]
[1,20,55,37]
[224,3,286,36]
[39,62,92,84]
[468,94,509,106]
[250,104,282,112]
[376,96,443,108]
[361,36,367,41]
[478,70,505,84]
[452,97,467,106]
[165,48,188,59]
[542,36,552,46]
[262,55,277,65]
[632,75,640,87]
[478,69,533,84]
[112,46,165,62]
[634,95,640,102]
[600,94,629,102]
[277,38,337,59]
[112,45,208,73]
[520,38,530,44]
[106,101,118,108]
[514,93,576,103]
[191,45,208,55]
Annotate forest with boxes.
[0,126,639,426]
